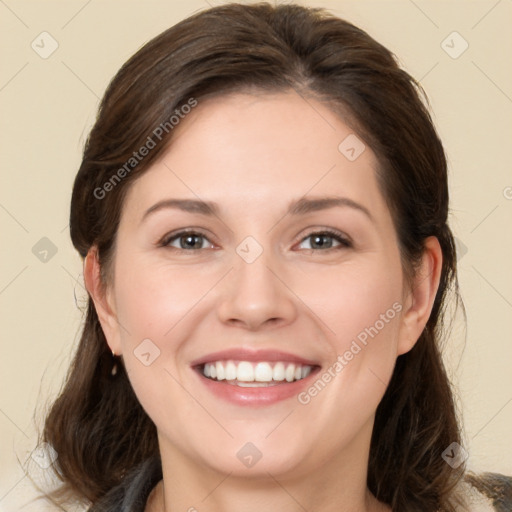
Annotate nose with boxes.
[216,250,297,331]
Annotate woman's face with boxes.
[96,91,428,479]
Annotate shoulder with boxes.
[87,456,162,512]
[454,472,512,512]
[465,472,512,512]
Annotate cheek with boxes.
[293,255,402,349]
[113,256,217,343]
[111,258,213,441]
[336,265,402,369]
[298,263,402,429]
[110,256,223,409]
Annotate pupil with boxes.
[312,235,331,249]
[182,234,201,249]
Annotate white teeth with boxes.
[202,360,314,384]
[285,364,295,382]
[273,362,285,381]
[225,360,237,380]
[216,361,225,381]
[254,362,273,382]
[237,361,254,382]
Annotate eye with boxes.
[159,228,352,253]
[297,230,352,251]
[161,230,214,251]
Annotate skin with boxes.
[85,91,442,512]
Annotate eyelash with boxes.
[159,228,352,253]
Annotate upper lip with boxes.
[190,348,320,367]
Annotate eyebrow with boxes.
[141,196,373,223]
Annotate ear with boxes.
[397,236,443,356]
[83,246,122,355]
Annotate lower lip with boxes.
[193,367,320,407]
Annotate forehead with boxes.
[122,91,386,220]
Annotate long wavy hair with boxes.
[35,3,467,510]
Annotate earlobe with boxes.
[83,247,122,355]
[397,236,443,355]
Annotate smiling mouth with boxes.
[197,360,319,387]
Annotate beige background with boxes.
[1,1,511,510]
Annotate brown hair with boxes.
[35,3,466,510]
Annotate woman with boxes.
[37,3,511,511]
